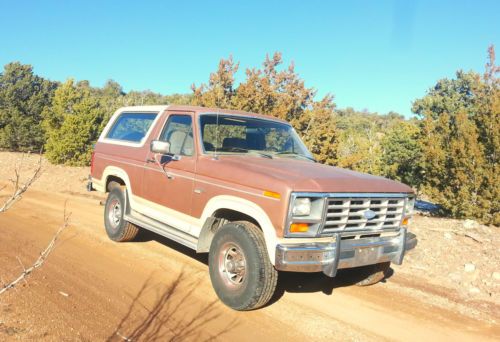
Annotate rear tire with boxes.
[104,187,139,242]
[355,262,391,286]
[208,221,278,310]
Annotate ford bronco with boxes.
[89,105,417,310]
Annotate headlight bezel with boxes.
[402,196,416,226]
[285,193,327,237]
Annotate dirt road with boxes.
[0,186,498,341]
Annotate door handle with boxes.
[146,158,156,163]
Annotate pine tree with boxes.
[191,52,338,163]
[412,46,499,224]
[380,120,421,186]
[0,62,57,151]
[43,79,105,166]
[191,56,239,109]
[476,46,500,224]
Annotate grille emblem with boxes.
[363,209,377,220]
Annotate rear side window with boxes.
[106,112,157,142]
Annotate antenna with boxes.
[214,110,220,160]
[213,86,221,160]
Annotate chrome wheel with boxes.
[218,242,246,287]
[107,199,121,230]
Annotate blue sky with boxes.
[1,1,498,116]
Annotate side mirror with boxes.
[150,140,171,154]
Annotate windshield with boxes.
[199,114,314,161]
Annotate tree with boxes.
[412,46,499,224]
[0,62,57,151]
[380,120,421,187]
[335,123,382,174]
[234,53,316,123]
[334,108,391,175]
[477,45,500,225]
[98,79,126,115]
[191,55,239,109]
[192,53,338,163]
[294,95,337,164]
[43,79,105,166]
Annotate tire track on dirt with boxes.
[0,187,498,341]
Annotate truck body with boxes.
[90,105,417,310]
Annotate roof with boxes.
[120,105,289,124]
[117,105,170,113]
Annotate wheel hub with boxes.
[219,243,246,286]
[107,199,121,230]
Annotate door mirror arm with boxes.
[150,140,181,161]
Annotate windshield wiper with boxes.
[218,147,249,153]
[218,147,273,159]
[250,151,273,159]
[275,151,316,162]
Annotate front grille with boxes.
[321,196,405,235]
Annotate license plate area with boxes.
[355,246,382,265]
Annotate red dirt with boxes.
[0,152,498,341]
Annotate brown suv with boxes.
[89,105,417,310]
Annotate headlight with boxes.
[405,197,415,216]
[292,198,311,216]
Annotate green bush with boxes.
[43,80,104,166]
[0,62,57,151]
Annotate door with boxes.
[141,112,196,231]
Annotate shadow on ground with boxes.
[268,267,394,304]
[134,229,208,265]
[107,270,236,342]
[133,229,395,309]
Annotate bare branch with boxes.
[0,154,43,213]
[0,206,71,296]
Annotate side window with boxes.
[159,115,194,156]
[107,112,157,142]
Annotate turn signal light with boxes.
[402,217,410,226]
[263,190,281,199]
[290,223,309,233]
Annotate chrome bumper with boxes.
[275,228,417,277]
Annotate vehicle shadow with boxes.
[267,267,394,305]
[133,229,395,308]
[134,229,209,265]
[107,270,236,342]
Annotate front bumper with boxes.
[275,228,417,277]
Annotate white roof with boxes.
[118,105,170,112]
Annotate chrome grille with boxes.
[321,197,405,235]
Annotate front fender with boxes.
[199,195,278,264]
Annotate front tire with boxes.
[104,187,139,242]
[208,221,278,310]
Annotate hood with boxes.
[203,155,413,194]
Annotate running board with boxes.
[124,210,198,250]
